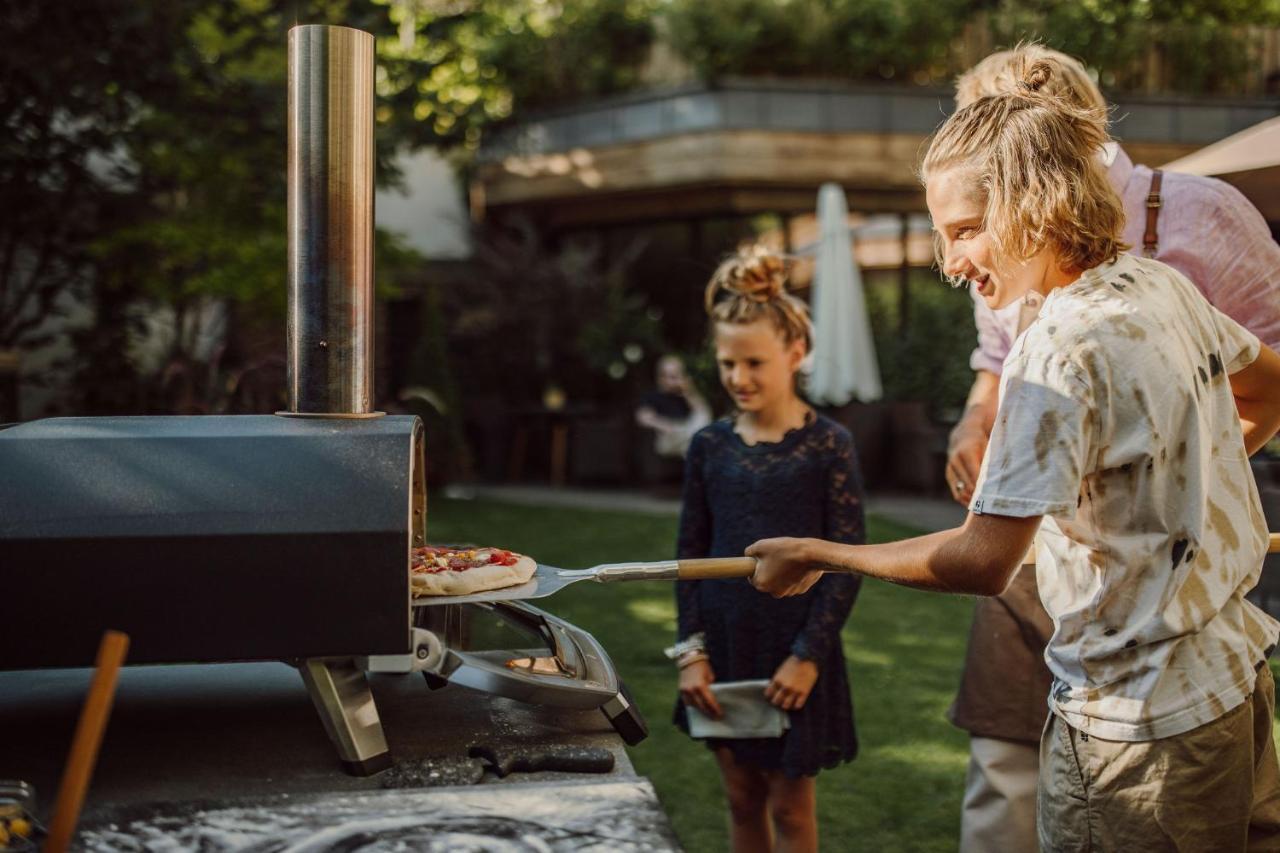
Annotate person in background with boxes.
[942,43,1280,853]
[748,57,1280,851]
[672,245,862,853]
[636,354,711,461]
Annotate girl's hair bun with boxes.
[705,244,812,352]
[711,245,787,306]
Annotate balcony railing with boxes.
[480,78,1280,163]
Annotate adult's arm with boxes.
[1231,345,1280,455]
[946,370,1000,505]
[1193,181,1280,353]
[946,284,1015,505]
[635,406,674,432]
[684,389,711,423]
[747,512,1042,599]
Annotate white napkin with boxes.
[686,679,791,739]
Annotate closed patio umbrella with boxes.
[807,183,882,406]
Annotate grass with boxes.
[427,496,973,852]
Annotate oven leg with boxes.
[299,658,392,776]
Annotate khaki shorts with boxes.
[1038,665,1280,852]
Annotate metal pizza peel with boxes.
[412,556,757,606]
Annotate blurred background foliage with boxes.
[864,270,976,419]
[443,216,664,407]
[983,0,1280,94]
[3,0,1279,417]
[664,0,971,84]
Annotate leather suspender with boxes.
[1143,169,1163,258]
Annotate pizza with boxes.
[411,545,537,597]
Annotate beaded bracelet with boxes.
[676,651,709,670]
[663,632,706,661]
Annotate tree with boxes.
[8,0,427,413]
[0,1,195,353]
[5,0,659,415]
[985,0,1280,94]
[664,0,973,85]
[373,0,658,151]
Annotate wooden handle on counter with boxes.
[1022,532,1280,566]
[44,630,129,853]
[677,557,757,579]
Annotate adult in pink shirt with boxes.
[944,46,1280,853]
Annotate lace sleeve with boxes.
[791,429,865,662]
[675,432,711,640]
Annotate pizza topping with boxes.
[411,546,522,574]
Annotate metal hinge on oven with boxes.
[360,627,444,674]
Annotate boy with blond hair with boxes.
[748,56,1280,851]
[940,43,1280,853]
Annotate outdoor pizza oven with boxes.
[0,413,427,669]
[0,24,644,777]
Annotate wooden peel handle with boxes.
[677,557,757,579]
[1022,532,1280,566]
[44,629,129,853]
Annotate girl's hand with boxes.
[678,659,722,719]
[746,537,824,597]
[766,656,818,711]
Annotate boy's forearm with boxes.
[804,528,997,595]
[802,514,1038,597]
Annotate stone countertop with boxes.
[0,660,654,834]
[76,778,681,852]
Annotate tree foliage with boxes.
[447,217,662,406]
[0,1,191,351]
[987,0,1280,94]
[665,0,970,85]
[373,0,658,150]
[1,0,430,412]
[865,271,976,419]
[664,0,1280,92]
[5,0,1278,418]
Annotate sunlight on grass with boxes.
[842,645,895,668]
[871,742,971,773]
[626,595,677,628]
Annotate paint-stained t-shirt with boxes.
[970,251,1278,742]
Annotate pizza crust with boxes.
[411,554,537,597]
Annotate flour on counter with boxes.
[77,780,678,852]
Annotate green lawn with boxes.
[428,496,973,852]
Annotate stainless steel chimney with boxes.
[286,25,377,417]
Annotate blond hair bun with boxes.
[1020,59,1053,94]
[705,245,787,310]
[953,43,1107,115]
[705,245,812,351]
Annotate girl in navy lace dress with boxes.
[672,245,864,853]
